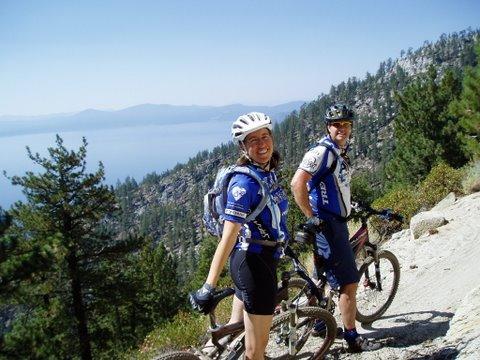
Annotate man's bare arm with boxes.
[291,168,314,218]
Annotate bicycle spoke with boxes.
[356,250,400,323]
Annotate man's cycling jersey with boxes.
[298,135,352,219]
[223,165,289,255]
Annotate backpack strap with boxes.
[231,165,269,223]
[308,140,339,193]
[232,165,284,247]
[306,141,351,221]
[248,239,279,247]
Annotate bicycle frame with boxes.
[193,288,244,358]
[349,224,384,291]
[350,223,370,255]
[279,246,327,307]
[349,206,403,291]
[202,245,334,359]
[349,209,384,259]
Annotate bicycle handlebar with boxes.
[351,202,404,223]
[293,204,403,245]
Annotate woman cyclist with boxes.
[190,112,289,360]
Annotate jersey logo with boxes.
[231,186,247,200]
[319,181,329,205]
[300,153,319,173]
[225,209,247,219]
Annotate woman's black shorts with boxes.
[229,248,279,315]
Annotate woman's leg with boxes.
[243,312,273,360]
[228,295,244,324]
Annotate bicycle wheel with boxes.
[152,351,201,360]
[265,306,336,359]
[276,277,310,310]
[356,250,400,324]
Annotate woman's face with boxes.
[327,121,352,147]
[243,128,274,165]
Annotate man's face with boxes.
[327,121,352,147]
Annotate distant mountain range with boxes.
[0,102,305,138]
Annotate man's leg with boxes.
[339,282,358,329]
[340,282,381,352]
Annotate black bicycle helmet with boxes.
[325,103,354,123]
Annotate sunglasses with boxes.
[329,121,352,128]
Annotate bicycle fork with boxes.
[276,300,300,356]
[374,260,383,291]
[363,260,383,291]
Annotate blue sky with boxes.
[1,0,479,116]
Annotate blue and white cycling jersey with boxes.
[298,135,352,219]
[223,165,289,254]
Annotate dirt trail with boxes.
[312,192,480,359]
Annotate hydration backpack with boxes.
[203,165,269,237]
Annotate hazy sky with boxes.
[1,0,479,116]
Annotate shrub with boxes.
[135,311,206,359]
[417,163,464,208]
[372,183,419,223]
[462,160,480,194]
[372,163,466,232]
[351,171,377,206]
[133,278,235,359]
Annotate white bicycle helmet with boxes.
[231,112,273,144]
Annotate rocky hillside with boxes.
[114,29,480,276]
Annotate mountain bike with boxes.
[156,244,338,360]
[285,204,403,325]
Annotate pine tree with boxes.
[2,135,116,359]
[84,235,183,355]
[189,235,220,290]
[386,66,466,185]
[0,208,10,235]
[450,43,480,159]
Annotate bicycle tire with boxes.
[152,351,201,360]
[265,306,336,359]
[276,277,310,310]
[356,250,400,324]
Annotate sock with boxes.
[343,327,358,343]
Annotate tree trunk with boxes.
[67,250,92,360]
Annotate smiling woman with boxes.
[190,111,290,360]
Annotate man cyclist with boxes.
[291,103,381,353]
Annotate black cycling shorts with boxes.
[229,248,279,315]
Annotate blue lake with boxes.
[0,121,231,208]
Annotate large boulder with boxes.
[431,192,457,212]
[444,286,480,359]
[410,210,448,239]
